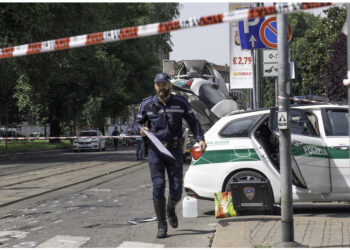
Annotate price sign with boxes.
[232,56,252,65]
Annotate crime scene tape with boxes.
[288,96,347,106]
[0,2,331,59]
[0,135,141,141]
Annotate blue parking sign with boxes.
[238,17,266,50]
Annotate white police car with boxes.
[184,104,349,204]
[73,129,106,152]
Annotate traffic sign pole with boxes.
[276,13,296,246]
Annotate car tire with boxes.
[224,170,265,192]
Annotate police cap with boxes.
[154,73,170,84]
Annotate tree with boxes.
[262,11,320,107]
[262,7,346,106]
[320,33,347,101]
[298,6,346,96]
[0,3,180,139]
[288,11,321,96]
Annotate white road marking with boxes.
[98,200,103,202]
[37,235,90,248]
[53,220,63,224]
[54,211,64,214]
[113,200,118,203]
[0,231,28,239]
[80,211,88,214]
[30,227,43,231]
[28,220,39,224]
[118,241,164,248]
[12,241,37,248]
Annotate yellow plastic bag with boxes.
[214,191,236,218]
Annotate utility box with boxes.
[230,178,274,215]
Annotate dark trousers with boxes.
[136,140,143,159]
[113,139,118,149]
[148,146,183,201]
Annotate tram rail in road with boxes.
[0,148,147,216]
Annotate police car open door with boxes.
[270,108,331,194]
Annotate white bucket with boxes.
[182,196,198,217]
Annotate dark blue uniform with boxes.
[134,94,204,201]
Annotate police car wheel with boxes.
[224,170,265,192]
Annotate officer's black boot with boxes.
[153,200,167,238]
[167,199,179,228]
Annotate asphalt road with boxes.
[0,146,217,248]
[1,146,349,248]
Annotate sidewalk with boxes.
[212,215,350,248]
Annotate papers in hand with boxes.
[140,127,175,160]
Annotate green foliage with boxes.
[262,7,346,106]
[297,6,346,96]
[0,139,71,153]
[320,33,347,101]
[288,11,321,96]
[0,3,179,136]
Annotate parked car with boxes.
[120,130,136,146]
[0,129,25,137]
[73,129,106,152]
[184,104,349,205]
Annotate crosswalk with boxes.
[117,241,164,248]
[0,232,164,248]
[37,235,90,248]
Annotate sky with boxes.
[168,2,331,67]
[169,2,230,66]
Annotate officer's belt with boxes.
[161,139,183,150]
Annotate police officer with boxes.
[134,72,206,238]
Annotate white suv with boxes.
[184,104,349,204]
[73,129,106,152]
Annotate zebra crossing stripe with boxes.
[37,235,90,248]
[118,241,164,248]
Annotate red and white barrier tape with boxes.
[0,135,141,141]
[289,97,347,106]
[0,2,331,59]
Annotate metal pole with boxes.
[251,50,256,109]
[275,78,278,106]
[256,49,262,108]
[277,13,294,242]
[255,2,262,109]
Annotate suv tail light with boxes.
[190,146,204,160]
